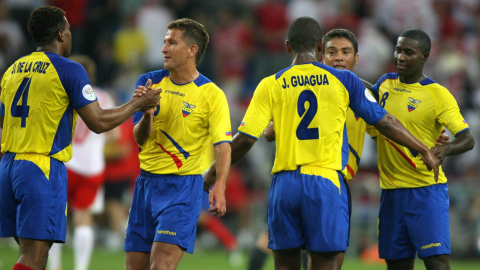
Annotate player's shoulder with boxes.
[137,69,171,85]
[376,72,399,86]
[420,77,452,97]
[44,52,84,72]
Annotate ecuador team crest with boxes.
[407,97,421,112]
[182,101,196,117]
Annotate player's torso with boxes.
[139,74,215,175]
[271,63,350,173]
[1,52,77,162]
[377,77,446,188]
[344,108,367,180]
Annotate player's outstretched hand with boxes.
[421,149,440,182]
[435,129,450,146]
[208,185,226,217]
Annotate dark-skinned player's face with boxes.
[162,29,192,71]
[394,37,426,77]
[323,37,358,72]
[61,17,72,58]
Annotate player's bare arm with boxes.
[77,79,160,134]
[375,112,440,180]
[204,133,256,190]
[431,130,474,164]
[208,142,231,217]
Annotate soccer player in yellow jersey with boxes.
[125,19,232,270]
[0,6,160,270]
[370,29,474,270]
[204,17,440,270]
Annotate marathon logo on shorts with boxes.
[421,243,441,250]
[182,101,196,117]
[157,230,177,236]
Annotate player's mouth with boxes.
[333,65,347,69]
[164,56,171,61]
[396,63,407,70]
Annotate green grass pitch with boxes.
[0,246,479,269]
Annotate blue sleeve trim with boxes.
[348,144,361,166]
[238,131,258,140]
[0,101,4,116]
[419,77,436,86]
[275,65,293,80]
[455,127,470,137]
[213,140,232,146]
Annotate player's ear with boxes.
[57,29,65,42]
[189,44,198,59]
[285,40,292,54]
[317,40,323,54]
[355,53,359,65]
[422,51,430,63]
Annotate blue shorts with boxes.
[267,168,349,252]
[378,184,450,260]
[0,153,67,242]
[124,171,203,254]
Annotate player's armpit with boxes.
[264,122,275,142]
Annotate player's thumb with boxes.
[145,79,152,88]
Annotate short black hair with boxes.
[168,18,209,64]
[287,17,323,53]
[322,29,358,55]
[399,29,431,54]
[28,6,66,46]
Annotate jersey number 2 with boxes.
[296,90,319,140]
[11,77,31,127]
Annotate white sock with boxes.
[73,225,95,270]
[48,243,63,270]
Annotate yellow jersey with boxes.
[370,73,469,189]
[238,62,387,183]
[0,52,96,162]
[133,70,232,175]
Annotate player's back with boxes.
[0,52,94,162]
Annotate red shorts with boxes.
[67,170,104,210]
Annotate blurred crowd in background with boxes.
[1,0,480,261]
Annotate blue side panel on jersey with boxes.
[275,66,294,80]
[370,73,399,100]
[45,52,95,110]
[193,74,212,87]
[49,103,73,155]
[0,101,4,116]
[341,123,349,169]
[419,77,436,86]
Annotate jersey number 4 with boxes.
[296,90,319,140]
[11,77,31,127]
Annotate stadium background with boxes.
[1,0,480,269]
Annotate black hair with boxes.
[399,29,431,54]
[287,17,323,53]
[28,6,67,46]
[322,29,358,55]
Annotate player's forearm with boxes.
[231,133,257,164]
[133,113,153,146]
[445,130,474,156]
[214,143,232,190]
[375,113,429,155]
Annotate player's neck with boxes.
[36,43,61,56]
[168,65,199,85]
[399,71,427,84]
[291,51,317,65]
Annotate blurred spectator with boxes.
[136,0,174,71]
[0,2,26,74]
